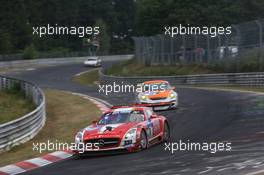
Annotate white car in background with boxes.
[84,56,102,67]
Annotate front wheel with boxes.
[163,122,170,142]
[139,131,148,150]
[73,153,86,159]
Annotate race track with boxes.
[5,59,264,175]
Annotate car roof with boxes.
[87,57,98,59]
[108,106,148,112]
[143,80,168,84]
[114,107,145,111]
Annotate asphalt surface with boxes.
[4,60,264,175]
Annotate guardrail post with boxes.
[217,35,221,60]
[255,20,263,71]
[140,37,145,65]
[206,35,211,64]
[132,37,139,61]
[182,35,186,64]
[150,36,156,65]
[194,35,198,63]
[161,35,165,65]
[232,24,241,72]
[170,35,174,65]
[144,37,151,66]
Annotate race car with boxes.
[136,80,178,111]
[83,56,102,67]
[73,105,170,155]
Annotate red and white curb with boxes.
[0,93,110,175]
[0,150,72,175]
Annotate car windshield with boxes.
[98,109,145,125]
[143,82,170,92]
[87,58,97,61]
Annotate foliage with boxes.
[0,33,13,53]
[135,0,264,35]
[0,0,135,56]
[23,44,38,59]
[95,19,110,54]
[1,0,264,56]
[106,58,216,76]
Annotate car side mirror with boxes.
[92,120,97,125]
[150,115,157,119]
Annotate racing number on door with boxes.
[146,119,160,138]
[146,121,153,139]
[152,119,161,136]
[145,109,160,138]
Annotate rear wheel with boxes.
[163,122,170,142]
[139,131,148,150]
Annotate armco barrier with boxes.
[99,70,264,86]
[0,55,133,69]
[0,75,46,152]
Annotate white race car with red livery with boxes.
[73,105,170,155]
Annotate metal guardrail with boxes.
[99,70,264,86]
[0,75,46,152]
[0,55,133,152]
[0,55,133,69]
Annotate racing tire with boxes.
[73,153,86,159]
[139,131,148,150]
[163,122,170,142]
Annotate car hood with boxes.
[82,122,139,140]
[85,60,97,63]
[141,89,173,99]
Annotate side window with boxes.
[145,109,152,120]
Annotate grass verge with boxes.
[0,89,101,166]
[0,90,35,124]
[72,69,99,86]
[106,59,217,76]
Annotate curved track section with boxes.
[5,59,264,175]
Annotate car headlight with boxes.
[121,128,137,146]
[75,132,83,143]
[169,93,176,99]
[139,95,147,101]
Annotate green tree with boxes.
[135,0,264,36]
[23,44,38,59]
[0,33,13,53]
[96,19,110,54]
